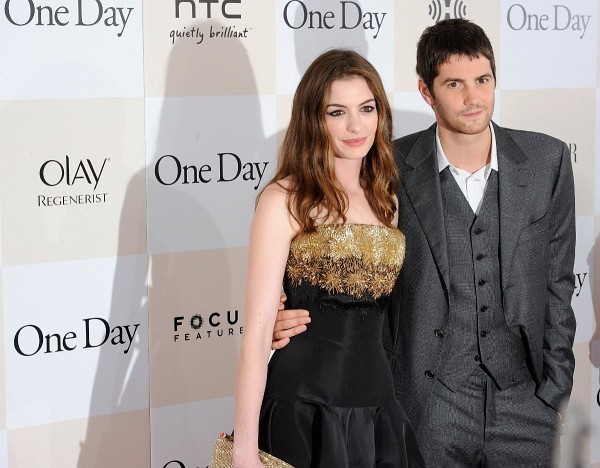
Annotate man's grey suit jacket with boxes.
[385,122,576,430]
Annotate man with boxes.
[273,19,576,466]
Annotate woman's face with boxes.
[324,76,378,162]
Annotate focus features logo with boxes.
[173,310,242,342]
[3,0,134,37]
[13,317,140,357]
[282,0,388,40]
[506,4,592,39]
[37,155,109,207]
[428,0,467,22]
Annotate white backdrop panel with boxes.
[276,0,395,94]
[0,0,143,100]
[0,432,5,468]
[596,89,600,215]
[145,95,277,254]
[500,0,598,89]
[3,255,148,428]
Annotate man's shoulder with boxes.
[393,130,421,149]
[393,126,435,154]
[494,124,565,150]
[494,124,570,170]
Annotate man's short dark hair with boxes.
[416,19,496,95]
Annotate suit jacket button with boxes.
[478,279,486,286]
[480,331,488,337]
[425,370,435,379]
[474,228,483,235]
[434,329,445,338]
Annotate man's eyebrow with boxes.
[440,73,492,84]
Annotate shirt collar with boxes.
[436,123,498,177]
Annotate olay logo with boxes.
[40,155,108,190]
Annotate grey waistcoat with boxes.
[437,168,528,391]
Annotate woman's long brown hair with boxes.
[262,49,398,233]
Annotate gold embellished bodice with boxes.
[286,224,405,299]
[267,224,406,408]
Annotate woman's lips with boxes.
[343,137,367,147]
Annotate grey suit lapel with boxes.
[401,125,450,292]
[494,123,533,290]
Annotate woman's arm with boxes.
[233,183,296,467]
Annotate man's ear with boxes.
[417,78,434,106]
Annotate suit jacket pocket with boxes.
[518,215,548,245]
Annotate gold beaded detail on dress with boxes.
[286,224,405,299]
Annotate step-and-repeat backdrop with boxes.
[0,0,598,466]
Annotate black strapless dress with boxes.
[258,224,424,467]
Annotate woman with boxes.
[234,49,423,467]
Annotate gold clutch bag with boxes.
[208,433,294,468]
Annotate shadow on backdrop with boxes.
[78,17,268,467]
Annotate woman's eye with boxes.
[361,105,375,113]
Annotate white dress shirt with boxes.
[436,125,498,215]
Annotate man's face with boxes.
[419,54,495,136]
